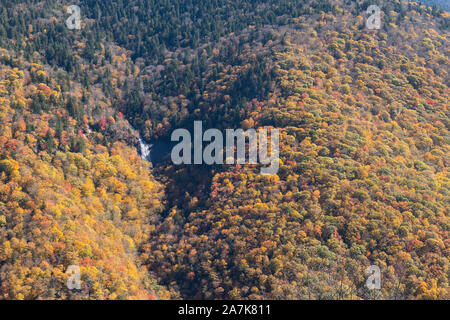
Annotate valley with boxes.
[0,0,448,300]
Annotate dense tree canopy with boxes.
[0,0,448,299]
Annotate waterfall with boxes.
[131,124,173,163]
[130,124,152,162]
[138,136,152,161]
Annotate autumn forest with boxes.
[0,0,448,300]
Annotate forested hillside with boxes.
[415,1,450,12]
[0,0,448,299]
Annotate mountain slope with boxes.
[0,0,448,300]
[143,18,449,299]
